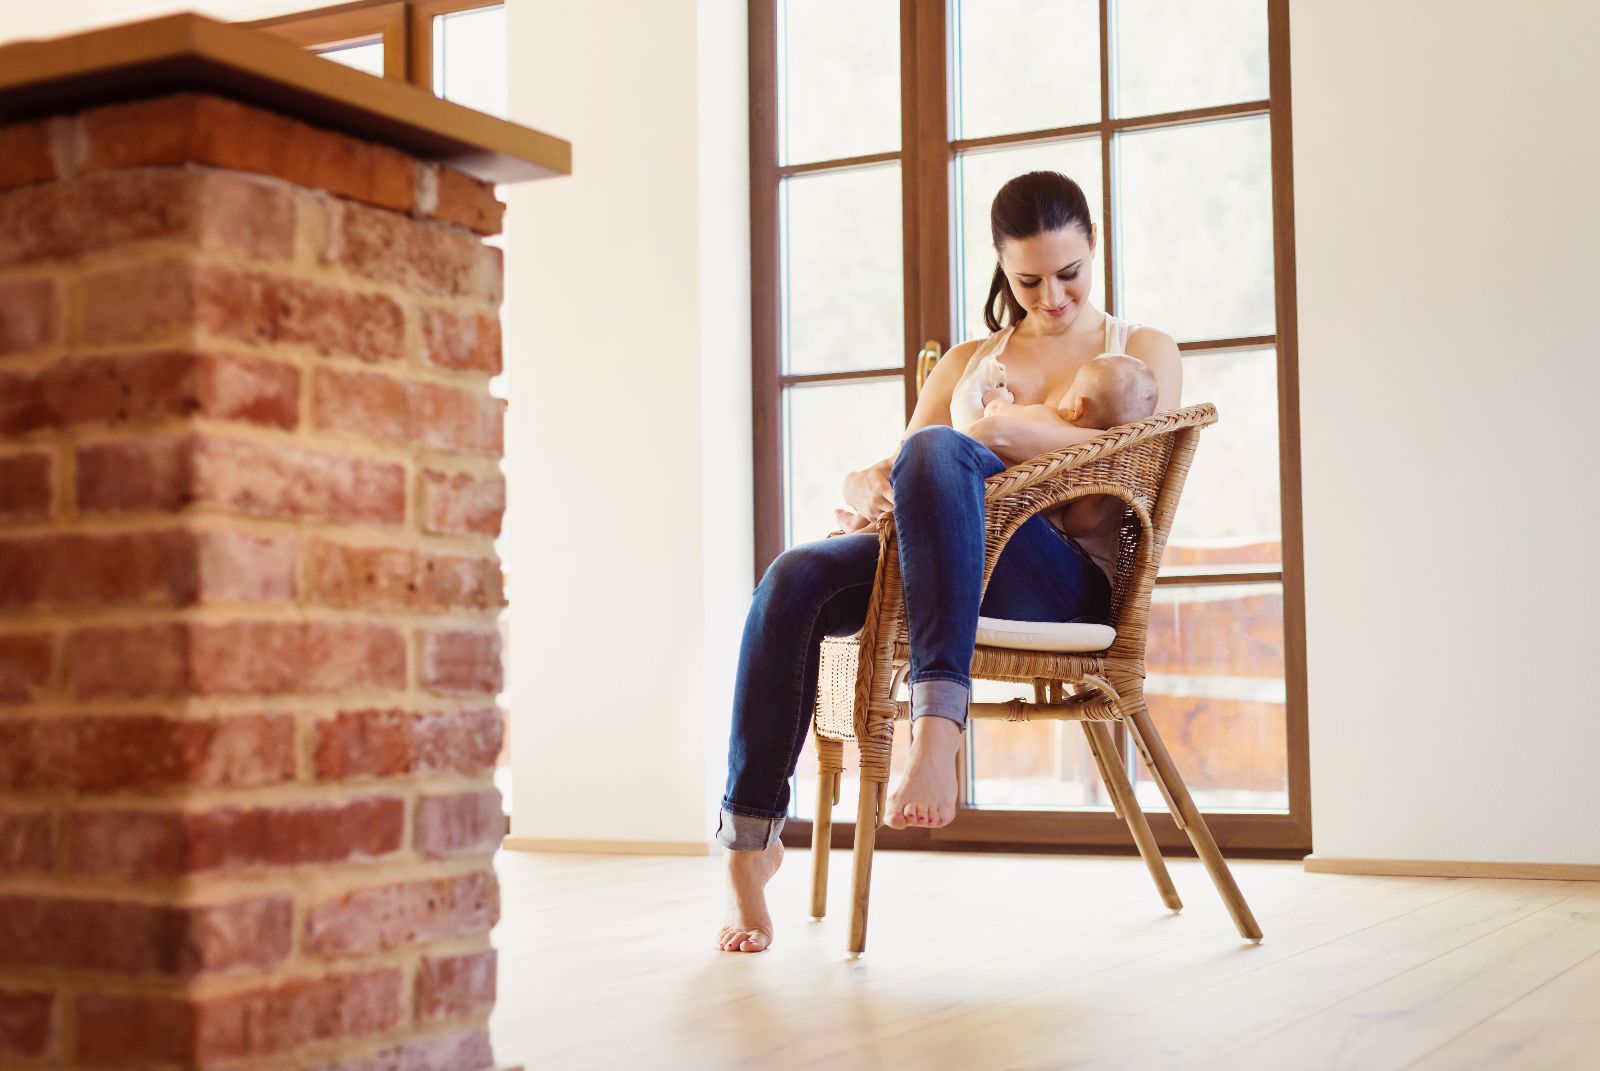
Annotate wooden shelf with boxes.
[0,12,570,184]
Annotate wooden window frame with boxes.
[246,0,502,91]
[752,0,1311,858]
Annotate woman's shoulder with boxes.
[1123,321,1176,354]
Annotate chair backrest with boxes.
[1033,406,1213,668]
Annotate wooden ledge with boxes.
[0,12,569,185]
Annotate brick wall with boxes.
[0,92,509,1069]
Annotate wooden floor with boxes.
[488,846,1600,1070]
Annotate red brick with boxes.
[304,870,498,957]
[68,620,406,700]
[0,525,267,611]
[0,713,295,792]
[309,539,503,612]
[67,795,404,878]
[82,94,416,214]
[308,1028,494,1071]
[0,989,52,1060]
[423,630,503,696]
[0,894,291,975]
[76,967,405,1065]
[73,993,193,1065]
[0,119,56,190]
[76,433,407,526]
[312,367,504,455]
[0,632,52,703]
[416,949,497,1022]
[416,791,503,859]
[0,168,293,270]
[0,811,53,873]
[81,257,406,361]
[314,706,504,780]
[420,161,505,237]
[325,198,503,302]
[419,307,502,374]
[193,529,299,601]
[0,452,52,522]
[0,529,295,609]
[420,469,504,537]
[0,276,59,354]
[0,172,189,267]
[25,350,300,430]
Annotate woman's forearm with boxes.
[967,413,1103,467]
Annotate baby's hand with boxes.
[834,507,875,534]
[980,386,1014,408]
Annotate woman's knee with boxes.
[755,541,858,610]
[891,425,968,479]
[892,424,998,487]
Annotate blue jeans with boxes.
[716,425,1113,850]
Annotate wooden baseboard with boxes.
[1303,854,1600,881]
[502,835,713,856]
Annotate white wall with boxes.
[1,0,752,850]
[501,0,750,848]
[1291,0,1600,866]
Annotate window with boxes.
[753,0,1309,854]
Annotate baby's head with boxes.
[1058,354,1158,430]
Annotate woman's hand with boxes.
[842,457,894,522]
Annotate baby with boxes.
[833,353,1158,534]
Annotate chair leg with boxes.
[1082,719,1182,912]
[847,776,882,954]
[1126,703,1263,941]
[809,767,834,919]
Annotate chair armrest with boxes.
[982,403,1217,506]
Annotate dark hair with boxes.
[984,171,1095,333]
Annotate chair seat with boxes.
[974,616,1116,653]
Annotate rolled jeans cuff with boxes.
[909,676,970,729]
[716,805,785,851]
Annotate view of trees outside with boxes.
[782,0,1290,821]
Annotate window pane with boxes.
[783,379,905,549]
[1163,347,1281,574]
[954,0,1100,139]
[782,164,904,375]
[318,40,385,77]
[1112,0,1269,119]
[966,678,1114,809]
[433,6,507,118]
[1133,581,1288,812]
[1114,115,1275,342]
[954,139,1104,344]
[780,0,899,166]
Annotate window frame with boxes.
[750,0,1311,857]
[246,0,503,90]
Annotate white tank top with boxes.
[948,313,1143,583]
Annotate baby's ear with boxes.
[1061,396,1087,422]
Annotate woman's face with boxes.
[998,225,1096,326]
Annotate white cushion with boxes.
[974,616,1116,653]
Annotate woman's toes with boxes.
[738,930,771,952]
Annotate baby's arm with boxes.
[983,398,1079,427]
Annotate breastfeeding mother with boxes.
[715,171,1183,953]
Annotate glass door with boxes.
[755,0,1308,853]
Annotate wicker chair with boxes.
[807,401,1262,954]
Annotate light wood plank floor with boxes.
[488,847,1600,1070]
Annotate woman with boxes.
[716,171,1183,953]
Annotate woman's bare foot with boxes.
[717,839,783,953]
[884,716,963,829]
